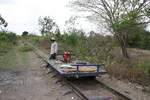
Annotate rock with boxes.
[89,96,113,100]
[71,97,74,99]
[0,90,2,94]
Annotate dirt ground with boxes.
[0,51,80,100]
[1,42,149,100]
[97,75,150,100]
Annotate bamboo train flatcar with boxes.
[47,59,106,78]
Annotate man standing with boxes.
[49,37,58,59]
[45,37,58,74]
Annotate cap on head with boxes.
[51,37,55,41]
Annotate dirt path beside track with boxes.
[0,49,79,100]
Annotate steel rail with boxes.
[28,42,132,100]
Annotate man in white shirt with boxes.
[45,37,58,73]
[49,37,58,59]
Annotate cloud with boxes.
[1,0,78,34]
[0,0,150,35]
[0,0,15,5]
[0,0,98,34]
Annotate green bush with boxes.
[0,32,17,55]
[128,30,150,50]
[0,42,11,53]
[32,36,40,44]
[0,32,17,42]
[65,33,78,46]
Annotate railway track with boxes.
[27,42,132,100]
[67,78,131,100]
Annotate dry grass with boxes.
[107,48,150,86]
[107,63,150,85]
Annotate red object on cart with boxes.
[63,51,71,63]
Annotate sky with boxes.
[0,0,150,35]
[0,0,98,35]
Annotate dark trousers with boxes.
[46,53,56,69]
[49,53,56,59]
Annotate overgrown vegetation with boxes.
[0,31,17,70]
[0,32,17,55]
[0,46,17,70]
[128,30,150,50]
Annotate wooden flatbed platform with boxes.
[47,60,106,78]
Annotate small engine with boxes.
[63,51,71,63]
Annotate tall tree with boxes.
[71,0,150,58]
[22,31,28,36]
[65,16,79,33]
[38,16,56,36]
[0,15,8,28]
[55,24,61,39]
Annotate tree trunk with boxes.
[121,42,129,59]
[116,33,129,59]
[120,35,129,59]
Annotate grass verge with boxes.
[18,45,33,52]
[0,47,17,70]
[0,44,30,70]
